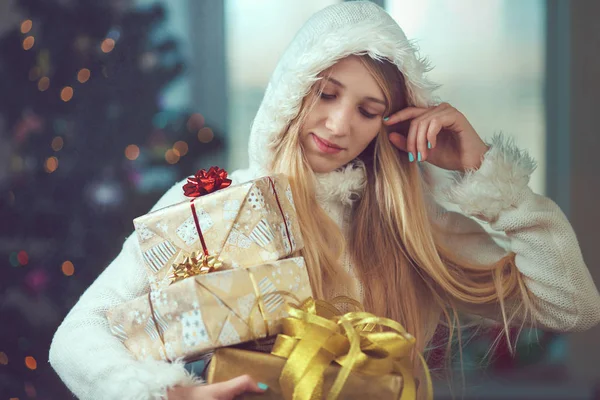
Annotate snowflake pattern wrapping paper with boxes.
[133,175,302,289]
[105,257,313,362]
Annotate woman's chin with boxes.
[308,161,342,174]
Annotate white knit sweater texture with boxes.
[49,2,600,399]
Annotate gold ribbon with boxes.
[271,297,433,400]
[169,252,223,284]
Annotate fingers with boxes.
[388,132,407,152]
[217,375,267,399]
[385,103,459,163]
[383,106,428,126]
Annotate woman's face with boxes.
[300,55,386,173]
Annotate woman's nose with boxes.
[324,105,352,137]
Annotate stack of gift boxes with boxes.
[105,168,420,399]
[106,171,312,363]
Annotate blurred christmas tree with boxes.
[0,0,223,397]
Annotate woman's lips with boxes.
[311,133,343,154]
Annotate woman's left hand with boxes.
[383,102,490,172]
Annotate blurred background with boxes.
[0,0,598,399]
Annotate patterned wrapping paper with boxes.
[133,174,303,289]
[106,257,313,362]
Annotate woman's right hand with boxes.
[166,375,267,399]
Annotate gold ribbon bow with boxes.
[271,297,433,400]
[169,252,223,284]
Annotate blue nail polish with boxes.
[383,116,389,121]
[417,152,422,162]
[427,141,431,149]
[258,382,269,390]
[408,152,414,162]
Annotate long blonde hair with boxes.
[270,55,534,381]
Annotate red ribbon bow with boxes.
[183,166,232,197]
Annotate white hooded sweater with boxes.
[49,2,600,399]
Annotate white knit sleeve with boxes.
[432,133,600,332]
[49,178,201,400]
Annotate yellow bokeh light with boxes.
[21,19,32,34]
[165,149,180,164]
[0,352,8,365]
[62,261,75,276]
[101,38,115,53]
[25,356,37,370]
[125,144,140,161]
[44,156,58,173]
[60,86,74,102]
[38,76,50,91]
[77,68,91,83]
[173,141,188,156]
[197,127,214,143]
[23,36,34,50]
[51,136,64,151]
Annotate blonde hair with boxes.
[270,55,535,389]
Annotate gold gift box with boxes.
[207,348,404,400]
[133,174,302,289]
[105,257,312,362]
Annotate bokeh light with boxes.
[186,113,205,132]
[62,261,75,276]
[0,352,8,365]
[17,251,29,266]
[11,155,24,172]
[9,252,19,267]
[173,141,188,157]
[44,156,58,173]
[60,86,74,102]
[165,149,180,164]
[125,144,140,161]
[77,68,91,83]
[152,112,169,129]
[21,19,32,34]
[51,136,64,151]
[101,38,115,53]
[38,76,50,91]
[28,66,41,81]
[23,36,35,50]
[24,382,36,398]
[197,127,214,143]
[24,356,37,370]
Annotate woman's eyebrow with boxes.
[324,76,386,106]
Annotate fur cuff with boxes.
[99,358,202,400]
[442,132,537,222]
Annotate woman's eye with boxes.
[320,93,336,100]
[360,109,377,119]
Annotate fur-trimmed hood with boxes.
[245,1,440,182]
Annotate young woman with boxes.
[50,2,600,399]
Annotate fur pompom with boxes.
[315,160,367,206]
[442,132,537,222]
